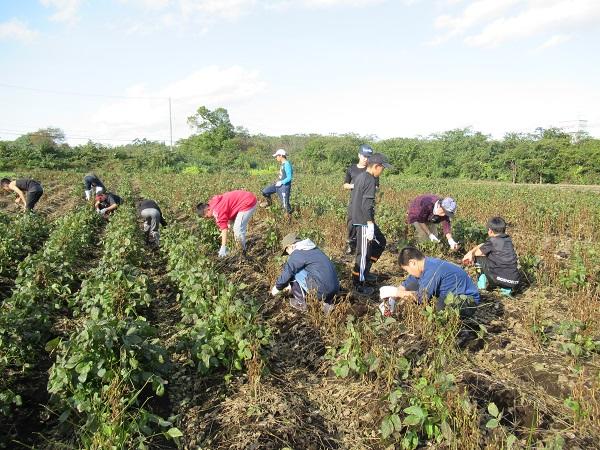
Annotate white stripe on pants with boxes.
[233,204,257,250]
[359,225,368,282]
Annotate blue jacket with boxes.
[276,240,339,301]
[402,257,480,308]
[279,160,293,185]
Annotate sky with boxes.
[0,0,599,146]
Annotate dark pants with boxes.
[352,224,386,284]
[475,256,519,290]
[262,183,292,213]
[26,190,43,210]
[346,205,357,247]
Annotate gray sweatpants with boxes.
[141,208,161,244]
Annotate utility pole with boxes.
[169,97,173,151]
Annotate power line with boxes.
[0,82,168,100]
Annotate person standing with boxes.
[196,190,257,257]
[407,194,459,250]
[343,144,378,254]
[83,173,105,201]
[95,192,122,218]
[1,177,44,211]
[137,199,167,247]
[260,149,293,216]
[271,232,340,314]
[350,153,390,295]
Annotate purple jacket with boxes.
[407,194,451,236]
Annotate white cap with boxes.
[272,148,287,157]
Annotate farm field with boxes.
[1,169,599,450]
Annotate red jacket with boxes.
[208,190,257,230]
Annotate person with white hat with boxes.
[260,148,293,216]
[407,194,460,250]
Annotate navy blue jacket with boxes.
[275,247,340,302]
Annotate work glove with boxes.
[271,286,281,296]
[365,223,375,241]
[428,233,440,243]
[275,181,282,187]
[447,237,459,251]
[218,245,228,257]
[99,208,108,215]
[379,285,398,299]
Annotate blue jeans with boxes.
[262,183,292,213]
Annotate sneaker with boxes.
[499,288,513,297]
[477,274,488,290]
[289,297,307,312]
[354,285,375,296]
[364,273,377,283]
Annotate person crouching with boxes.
[271,233,340,314]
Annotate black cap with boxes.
[369,153,392,168]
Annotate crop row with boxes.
[0,213,49,283]
[161,224,270,377]
[0,207,101,416]
[47,191,175,448]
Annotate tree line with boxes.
[1,106,599,184]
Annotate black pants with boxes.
[475,256,519,290]
[352,224,386,284]
[26,190,43,210]
[346,205,357,247]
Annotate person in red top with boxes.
[196,190,258,257]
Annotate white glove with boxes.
[275,181,282,187]
[428,233,440,243]
[447,237,459,250]
[99,208,108,215]
[271,286,281,296]
[218,245,228,257]
[365,223,375,241]
[379,285,398,299]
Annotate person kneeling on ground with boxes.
[462,216,520,297]
[196,190,257,257]
[379,246,480,316]
[137,199,167,247]
[271,233,340,314]
[1,177,44,211]
[95,192,122,218]
[83,173,105,201]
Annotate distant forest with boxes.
[1,106,599,184]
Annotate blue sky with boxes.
[1,0,599,145]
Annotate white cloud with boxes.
[432,0,600,47]
[536,33,571,50]
[0,18,39,42]
[229,78,600,140]
[40,0,84,24]
[88,66,266,143]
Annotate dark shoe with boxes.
[364,273,377,283]
[354,285,375,296]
